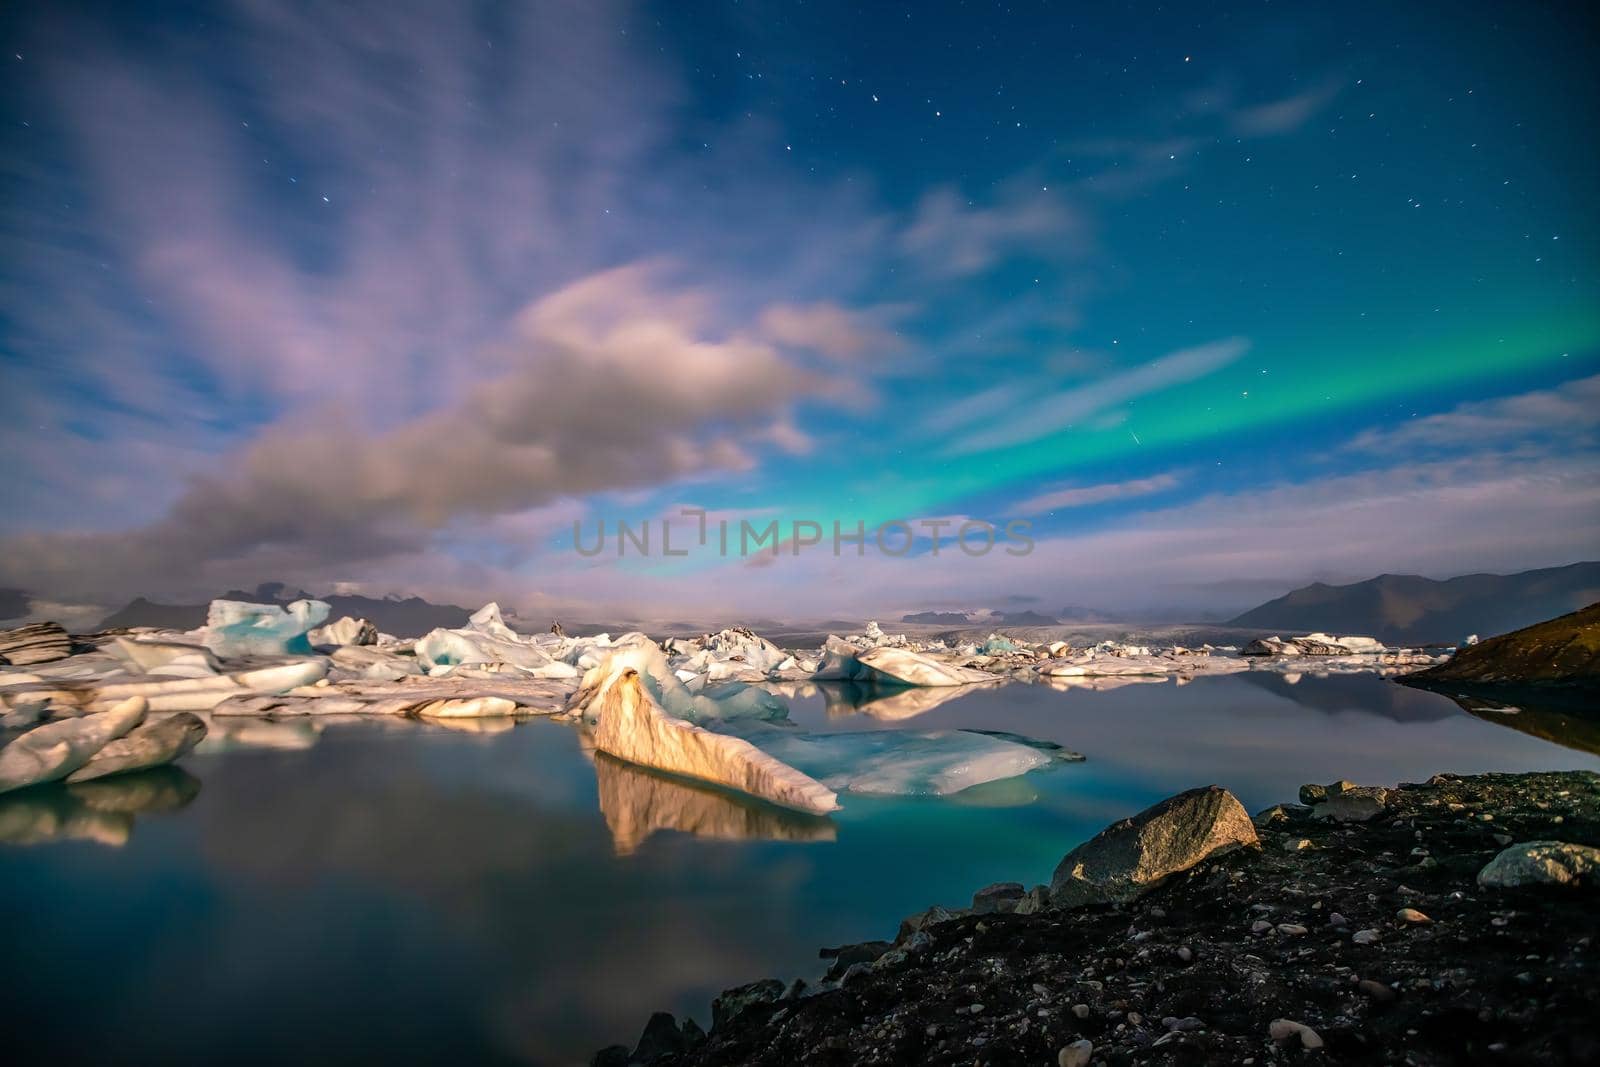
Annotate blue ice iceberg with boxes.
[722,723,1068,797]
[203,599,330,657]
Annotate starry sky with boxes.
[1,0,1596,624]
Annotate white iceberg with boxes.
[813,636,995,687]
[413,603,579,679]
[0,696,148,793]
[583,659,841,815]
[308,616,378,648]
[64,712,208,782]
[204,599,330,657]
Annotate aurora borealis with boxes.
[1,0,1595,622]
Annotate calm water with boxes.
[4,674,1596,1065]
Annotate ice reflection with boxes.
[593,752,836,854]
[0,765,201,846]
[813,679,1003,720]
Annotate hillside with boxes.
[1228,562,1600,645]
[1402,602,1600,690]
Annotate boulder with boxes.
[1477,841,1600,890]
[0,622,73,666]
[1309,781,1391,823]
[65,712,208,782]
[711,978,785,1029]
[971,881,1026,913]
[1050,786,1259,907]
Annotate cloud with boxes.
[944,338,1250,454]
[1012,473,1181,516]
[1346,373,1600,453]
[0,264,873,601]
[1228,82,1343,137]
[900,181,1084,278]
[757,303,901,362]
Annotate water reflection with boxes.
[815,679,1002,719]
[593,752,835,854]
[0,765,201,846]
[1432,692,1600,755]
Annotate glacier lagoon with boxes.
[3,673,1596,1065]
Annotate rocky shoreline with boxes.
[599,771,1600,1066]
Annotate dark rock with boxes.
[971,880,1025,913]
[1477,840,1600,889]
[1254,803,1310,828]
[820,941,891,980]
[711,979,784,1030]
[1298,783,1329,805]
[1050,785,1259,907]
[631,1012,688,1063]
[590,1044,629,1067]
[1310,782,1391,823]
[895,904,966,942]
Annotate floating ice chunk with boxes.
[308,616,378,648]
[856,647,997,686]
[726,724,1061,798]
[466,602,519,640]
[203,599,330,657]
[413,616,579,679]
[0,696,148,793]
[980,633,1020,655]
[586,660,840,815]
[810,637,995,687]
[64,712,207,782]
[1242,633,1387,656]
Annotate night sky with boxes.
[1,1,1596,622]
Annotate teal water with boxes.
[3,674,1595,1065]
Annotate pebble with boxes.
[1058,1039,1093,1067]
[1328,912,1349,926]
[1251,919,1273,934]
[1127,1011,1143,1026]
[1277,923,1309,936]
[1269,1018,1325,1049]
[1072,1003,1090,1019]
[1353,929,1382,945]
[1396,908,1432,924]
[1358,979,1397,1002]
[1176,945,1193,962]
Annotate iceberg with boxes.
[811,636,996,687]
[204,599,330,657]
[413,603,580,678]
[0,696,148,793]
[1242,633,1382,656]
[64,712,208,782]
[724,724,1065,797]
[308,616,378,648]
[582,659,841,815]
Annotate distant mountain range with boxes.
[1228,562,1600,645]
[98,582,473,637]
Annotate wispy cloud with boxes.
[1012,473,1181,516]
[944,338,1251,454]
[1346,374,1600,453]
